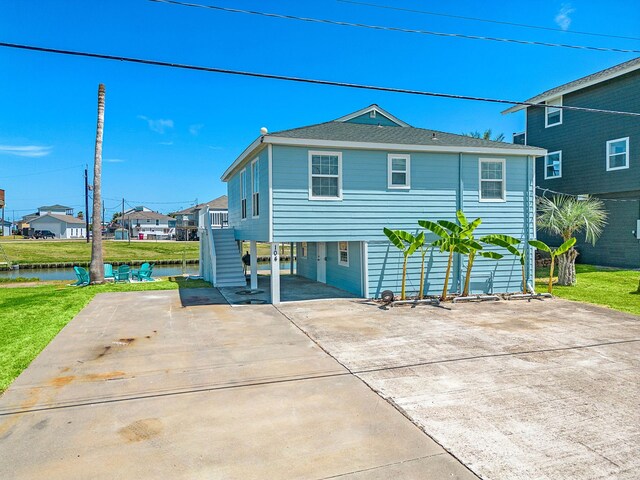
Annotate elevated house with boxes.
[504,57,640,268]
[203,105,545,303]
[115,207,176,240]
[172,196,228,241]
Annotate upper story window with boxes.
[240,169,247,220]
[479,158,506,202]
[545,96,563,128]
[251,158,260,218]
[606,137,629,171]
[544,151,562,179]
[309,151,342,200]
[388,154,410,189]
[155,219,159,226]
[338,241,349,266]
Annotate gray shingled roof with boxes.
[31,213,85,225]
[520,57,640,104]
[172,195,228,215]
[270,121,537,150]
[39,204,72,211]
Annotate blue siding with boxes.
[326,241,362,296]
[345,112,401,127]
[227,147,270,241]
[296,242,317,280]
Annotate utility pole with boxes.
[84,165,90,243]
[102,200,105,234]
[121,198,125,239]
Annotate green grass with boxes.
[1,240,200,264]
[536,264,639,316]
[0,277,39,284]
[0,277,210,393]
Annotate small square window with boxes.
[544,151,562,179]
[388,154,410,188]
[606,137,629,171]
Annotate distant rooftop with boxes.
[38,204,72,211]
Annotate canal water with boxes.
[0,262,292,282]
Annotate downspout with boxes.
[524,155,531,292]
[456,152,463,293]
[268,142,273,243]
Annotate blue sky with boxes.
[1,0,638,220]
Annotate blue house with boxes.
[211,105,545,304]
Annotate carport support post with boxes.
[249,240,258,290]
[270,242,281,304]
[290,242,294,275]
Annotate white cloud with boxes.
[555,4,575,31]
[189,124,204,136]
[0,145,52,158]
[104,158,125,163]
[159,141,174,146]
[137,115,174,134]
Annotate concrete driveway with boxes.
[0,288,474,480]
[279,298,640,480]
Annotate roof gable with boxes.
[334,105,410,127]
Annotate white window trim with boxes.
[606,137,630,171]
[240,168,247,221]
[544,150,562,180]
[338,241,349,267]
[308,150,343,201]
[545,96,563,128]
[251,157,260,218]
[478,158,506,203]
[387,153,411,189]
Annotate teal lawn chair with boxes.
[72,266,90,286]
[132,263,154,281]
[104,264,115,281]
[114,265,131,283]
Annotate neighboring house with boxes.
[209,105,544,303]
[115,208,176,239]
[504,57,640,268]
[29,214,86,239]
[38,204,74,216]
[172,196,228,241]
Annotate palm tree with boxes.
[529,238,577,293]
[464,129,505,142]
[89,84,106,284]
[537,195,607,286]
[383,228,419,300]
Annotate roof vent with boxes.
[431,132,438,141]
[260,127,268,135]
[370,110,376,118]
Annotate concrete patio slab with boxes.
[279,298,640,480]
[0,289,475,480]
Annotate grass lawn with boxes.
[0,277,210,393]
[536,264,639,316]
[1,240,200,264]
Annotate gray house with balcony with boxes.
[504,57,640,268]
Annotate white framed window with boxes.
[545,96,563,128]
[544,151,562,179]
[338,241,349,266]
[300,242,307,259]
[240,169,247,220]
[606,137,629,171]
[479,158,506,202]
[309,151,342,200]
[387,154,410,189]
[251,158,260,218]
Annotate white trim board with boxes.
[334,105,411,127]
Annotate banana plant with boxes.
[481,234,528,293]
[383,228,420,300]
[412,231,432,299]
[455,211,503,297]
[529,238,577,294]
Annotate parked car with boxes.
[33,230,55,239]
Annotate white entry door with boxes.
[317,242,327,283]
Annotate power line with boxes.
[0,163,84,179]
[337,0,640,42]
[2,41,640,118]
[149,0,640,54]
